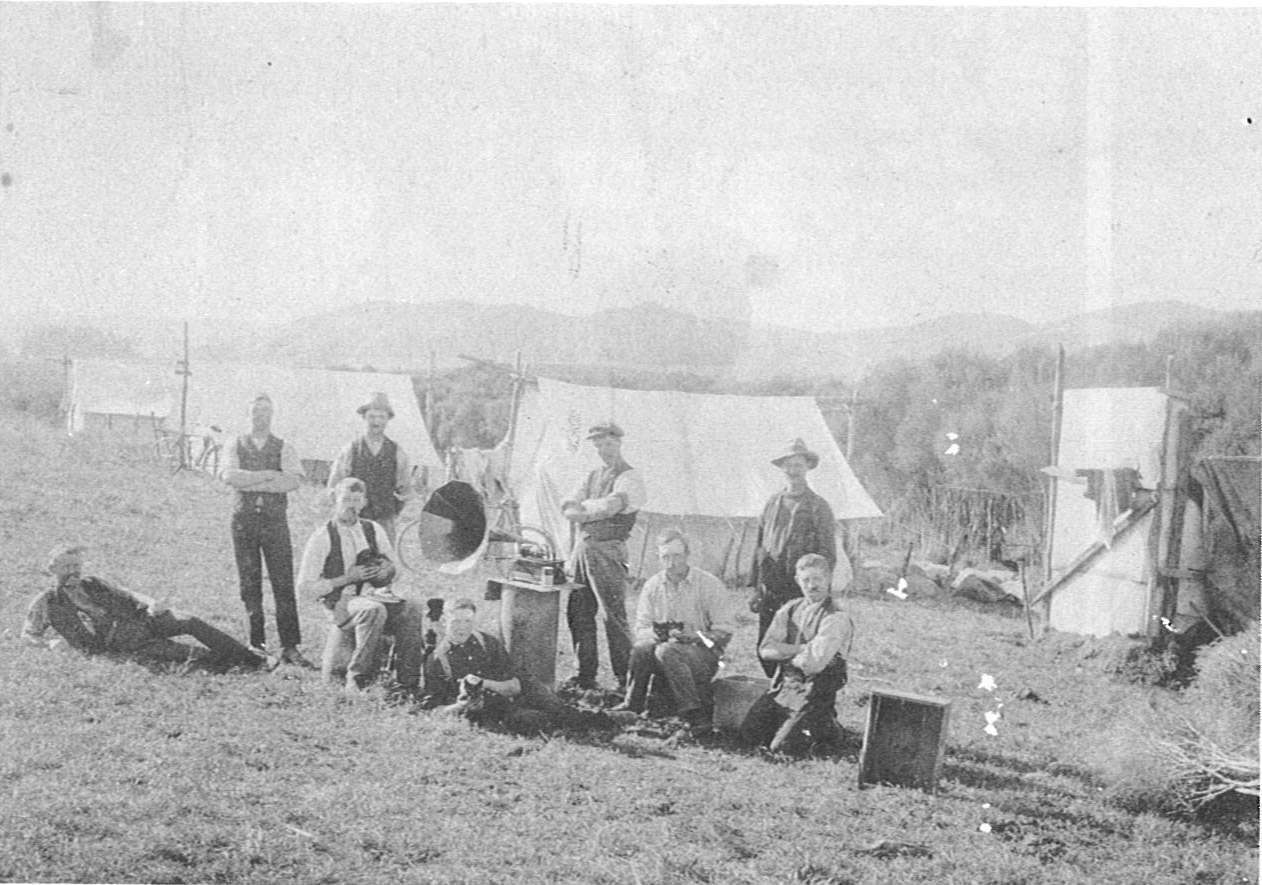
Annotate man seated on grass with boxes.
[22,545,276,672]
[297,477,427,696]
[614,528,733,732]
[415,599,619,733]
[740,553,854,754]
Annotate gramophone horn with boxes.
[415,480,514,574]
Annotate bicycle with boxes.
[153,426,223,476]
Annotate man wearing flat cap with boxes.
[328,392,415,546]
[749,438,837,678]
[560,422,647,692]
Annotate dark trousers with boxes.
[231,511,300,649]
[741,662,847,750]
[566,538,632,687]
[110,610,264,671]
[755,566,801,678]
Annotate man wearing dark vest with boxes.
[23,545,277,672]
[220,393,311,668]
[741,554,854,754]
[327,392,414,546]
[560,422,646,693]
[297,477,427,695]
[748,438,838,678]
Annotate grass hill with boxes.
[0,408,1255,884]
[7,299,1247,385]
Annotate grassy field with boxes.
[0,409,1255,885]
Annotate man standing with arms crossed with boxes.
[748,438,837,678]
[327,392,414,546]
[560,422,646,693]
[220,393,312,667]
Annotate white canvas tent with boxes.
[179,362,443,472]
[66,359,175,435]
[1038,387,1188,637]
[455,377,882,586]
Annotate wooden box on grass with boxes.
[858,689,951,793]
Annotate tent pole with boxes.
[1040,344,1065,602]
[501,350,524,533]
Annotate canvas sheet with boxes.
[68,359,176,432]
[510,378,881,559]
[1051,387,1170,572]
[177,362,442,467]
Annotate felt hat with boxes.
[586,421,625,440]
[771,438,820,470]
[357,392,394,419]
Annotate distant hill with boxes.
[6,298,1252,385]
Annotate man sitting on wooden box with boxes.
[740,553,854,754]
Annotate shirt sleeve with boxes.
[281,441,305,477]
[632,575,661,644]
[395,445,414,502]
[218,437,240,480]
[614,469,646,513]
[792,610,853,677]
[327,442,353,490]
[21,591,53,646]
[758,601,794,658]
[297,527,336,599]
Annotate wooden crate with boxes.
[858,689,951,792]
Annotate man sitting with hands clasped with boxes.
[741,553,854,754]
[297,477,427,696]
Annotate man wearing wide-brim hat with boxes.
[748,438,837,678]
[327,392,415,546]
[559,421,647,693]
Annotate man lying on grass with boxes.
[414,599,623,734]
[741,553,854,754]
[22,545,277,673]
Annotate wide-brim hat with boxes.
[586,421,625,440]
[771,438,820,470]
[357,392,395,419]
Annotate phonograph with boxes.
[414,480,564,585]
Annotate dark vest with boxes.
[579,460,638,542]
[320,519,380,579]
[234,435,288,517]
[349,437,401,522]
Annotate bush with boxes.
[1097,630,1260,817]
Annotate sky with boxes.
[0,4,1259,334]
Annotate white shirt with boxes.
[633,566,735,646]
[762,598,854,677]
[297,518,399,601]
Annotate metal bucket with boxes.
[712,674,771,731]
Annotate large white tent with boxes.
[66,359,442,473]
[457,377,882,585]
[1039,387,1187,637]
[179,362,443,470]
[66,359,175,435]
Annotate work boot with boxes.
[281,647,315,669]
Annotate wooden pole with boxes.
[846,378,859,462]
[176,321,191,471]
[1041,345,1065,593]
